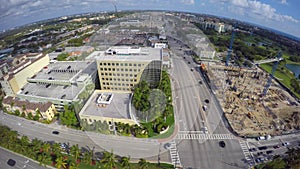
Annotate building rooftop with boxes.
[18,61,97,101]
[31,61,96,82]
[19,83,83,101]
[93,46,162,62]
[80,90,131,119]
[3,96,53,112]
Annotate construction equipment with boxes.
[262,51,282,96]
[225,25,236,66]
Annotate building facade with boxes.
[16,61,97,112]
[0,53,50,96]
[96,46,162,91]
[2,96,57,121]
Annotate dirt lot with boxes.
[208,64,300,137]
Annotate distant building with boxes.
[162,48,171,69]
[94,46,162,91]
[215,23,225,33]
[154,43,168,49]
[16,61,97,112]
[2,96,57,121]
[64,46,94,57]
[0,53,50,96]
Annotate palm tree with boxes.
[83,150,93,165]
[42,143,51,154]
[52,143,62,157]
[120,156,131,169]
[31,138,43,154]
[138,158,149,169]
[70,144,80,162]
[20,135,30,147]
[101,151,117,169]
[55,156,67,169]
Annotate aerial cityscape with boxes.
[0,1,300,169]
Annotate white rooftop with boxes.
[92,46,162,62]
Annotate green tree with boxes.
[83,150,93,165]
[120,156,131,169]
[60,105,79,127]
[70,144,80,162]
[138,158,149,169]
[33,113,40,121]
[101,151,117,169]
[27,112,33,120]
[55,156,67,169]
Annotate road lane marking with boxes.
[176,132,236,140]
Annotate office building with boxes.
[94,46,162,91]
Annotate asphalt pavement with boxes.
[0,147,52,169]
[168,37,249,169]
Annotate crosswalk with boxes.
[169,140,182,168]
[176,131,236,140]
[239,140,254,165]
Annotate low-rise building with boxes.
[17,61,97,112]
[0,53,50,96]
[79,90,137,126]
[65,46,94,57]
[2,96,57,121]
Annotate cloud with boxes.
[180,0,195,5]
[228,0,298,23]
[280,0,288,5]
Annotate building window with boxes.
[125,63,128,66]
[116,63,119,66]
[108,63,110,66]
[134,63,137,66]
[103,63,106,66]
[100,63,103,66]
[112,63,115,66]
[129,63,132,66]
[125,69,128,71]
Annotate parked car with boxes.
[282,142,290,146]
[52,131,59,135]
[7,159,16,167]
[219,141,226,148]
[273,145,280,149]
[258,146,268,150]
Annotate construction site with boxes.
[202,63,300,137]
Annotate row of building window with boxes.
[102,83,134,87]
[100,73,138,77]
[99,67,140,72]
[99,62,144,67]
[101,78,137,82]
[102,86,131,91]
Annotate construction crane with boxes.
[225,25,236,66]
[262,51,282,96]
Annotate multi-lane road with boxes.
[168,37,249,169]
[0,147,51,169]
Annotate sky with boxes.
[0,0,299,38]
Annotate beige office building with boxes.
[0,53,50,96]
[95,46,162,91]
